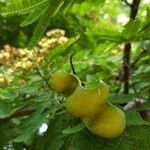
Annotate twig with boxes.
[122,0,141,94]
[70,54,77,75]
[0,108,36,122]
[35,67,52,90]
[123,98,150,120]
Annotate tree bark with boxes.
[122,0,141,94]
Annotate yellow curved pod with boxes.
[82,102,126,138]
[65,80,109,117]
[51,71,79,94]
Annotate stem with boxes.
[122,0,141,94]
[35,67,52,90]
[70,54,77,75]
[69,54,85,86]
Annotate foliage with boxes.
[0,0,150,149]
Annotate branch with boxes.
[123,99,150,120]
[122,43,131,94]
[130,0,141,20]
[0,108,36,122]
[122,0,141,94]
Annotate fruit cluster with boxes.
[0,29,68,86]
[51,71,126,138]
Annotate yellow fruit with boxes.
[51,71,79,94]
[65,80,109,117]
[82,102,126,138]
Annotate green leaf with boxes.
[136,32,150,41]
[125,111,150,126]
[0,122,19,149]
[13,112,48,143]
[72,0,105,15]
[121,20,141,41]
[63,122,85,134]
[109,94,134,104]
[70,129,107,150]
[86,27,122,43]
[28,0,64,48]
[126,125,150,150]
[20,2,48,27]
[133,71,150,81]
[58,0,74,15]
[15,84,40,94]
[46,35,80,64]
[13,100,50,143]
[138,101,150,110]
[139,7,150,32]
[0,101,12,118]
[1,0,49,16]
[33,113,71,150]
[0,88,18,100]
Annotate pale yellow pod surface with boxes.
[65,81,109,117]
[82,103,126,138]
[51,71,78,94]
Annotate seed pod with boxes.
[82,102,126,138]
[65,80,109,117]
